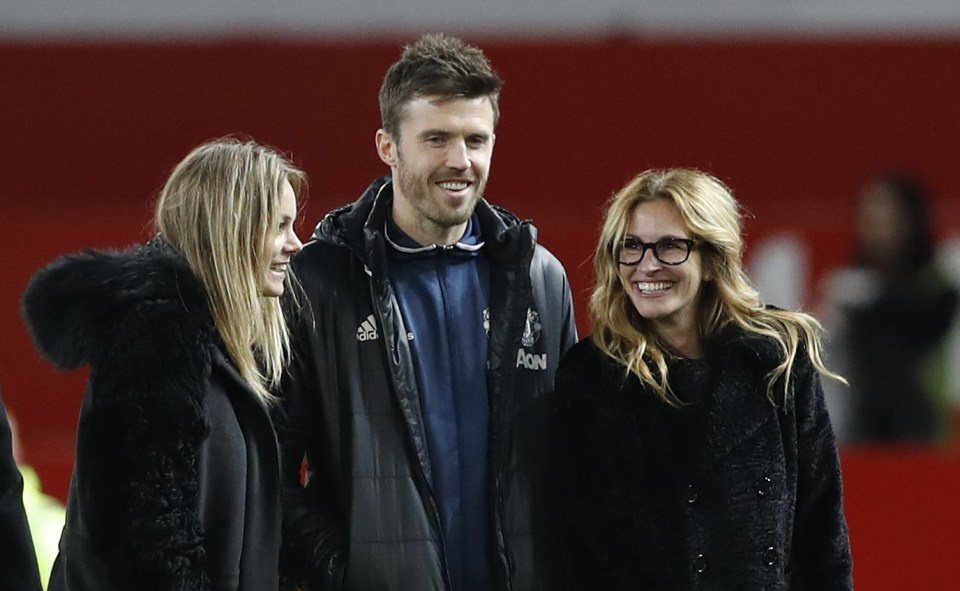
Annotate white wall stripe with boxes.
[3,0,960,40]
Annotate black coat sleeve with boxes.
[274,312,347,591]
[791,367,854,589]
[552,342,638,591]
[76,304,212,591]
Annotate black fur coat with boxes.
[553,332,853,590]
[22,238,282,591]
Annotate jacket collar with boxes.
[314,175,536,267]
[384,211,485,255]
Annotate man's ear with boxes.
[376,129,397,167]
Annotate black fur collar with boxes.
[22,236,213,370]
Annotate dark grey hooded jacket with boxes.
[274,177,578,591]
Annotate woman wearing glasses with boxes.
[552,168,853,589]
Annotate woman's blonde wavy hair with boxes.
[590,168,841,405]
[155,137,306,404]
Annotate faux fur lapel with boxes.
[692,332,786,470]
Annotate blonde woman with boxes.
[553,169,852,590]
[22,138,304,591]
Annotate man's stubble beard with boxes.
[394,154,486,230]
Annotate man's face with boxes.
[376,95,496,246]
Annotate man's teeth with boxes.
[439,181,469,191]
[636,282,670,293]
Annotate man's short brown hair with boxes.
[379,33,503,138]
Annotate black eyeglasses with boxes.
[617,238,696,266]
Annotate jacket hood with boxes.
[22,237,210,370]
[314,175,535,262]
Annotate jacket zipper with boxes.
[370,278,453,589]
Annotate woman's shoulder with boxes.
[18,249,215,471]
[558,337,605,373]
[712,321,819,406]
[715,319,814,367]
[555,337,627,398]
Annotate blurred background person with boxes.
[820,174,959,444]
[21,138,305,591]
[6,397,67,590]
[1,386,43,590]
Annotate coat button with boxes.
[692,554,708,574]
[755,476,772,497]
[685,484,698,504]
[763,546,779,566]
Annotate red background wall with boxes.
[3,38,959,588]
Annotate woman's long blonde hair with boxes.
[590,168,841,405]
[155,138,306,404]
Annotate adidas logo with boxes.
[356,314,378,341]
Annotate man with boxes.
[275,33,577,591]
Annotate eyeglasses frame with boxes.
[617,237,697,266]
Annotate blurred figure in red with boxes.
[821,174,958,443]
